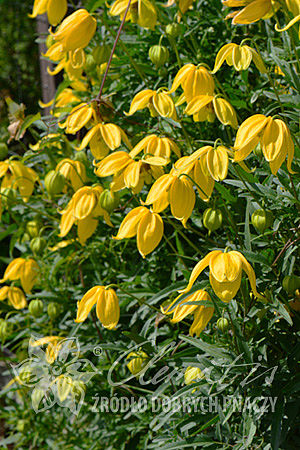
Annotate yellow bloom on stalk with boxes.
[180,250,263,302]
[0,258,39,293]
[169,64,215,103]
[30,336,63,364]
[162,290,214,337]
[29,0,67,26]
[185,95,238,128]
[94,151,164,194]
[127,89,177,121]
[233,114,295,174]
[127,351,149,376]
[129,135,181,165]
[0,286,27,310]
[78,123,132,160]
[114,206,164,258]
[75,286,120,330]
[50,9,97,52]
[60,103,95,134]
[184,366,205,385]
[56,159,87,191]
[110,0,157,30]
[48,51,85,80]
[59,185,113,244]
[212,43,267,73]
[0,160,39,202]
[223,0,277,25]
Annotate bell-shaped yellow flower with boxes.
[0,160,39,202]
[184,366,205,385]
[114,206,164,258]
[56,159,87,191]
[223,0,276,25]
[60,103,95,134]
[78,123,131,160]
[162,290,214,337]
[212,42,267,73]
[0,286,27,309]
[75,286,120,330]
[29,0,67,26]
[30,336,63,364]
[130,134,181,164]
[51,9,97,52]
[110,0,157,29]
[127,350,149,376]
[185,95,238,128]
[169,64,215,103]
[0,258,39,293]
[233,114,295,174]
[127,89,177,121]
[180,250,263,302]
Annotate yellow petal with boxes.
[210,271,242,302]
[123,161,142,188]
[169,64,195,94]
[185,95,213,115]
[233,251,264,299]
[206,146,229,181]
[0,286,9,300]
[101,124,122,149]
[29,0,47,18]
[73,187,97,220]
[94,151,132,177]
[47,0,67,26]
[249,47,267,73]
[77,216,98,244]
[213,97,238,128]
[169,176,195,226]
[210,251,242,282]
[0,258,25,283]
[126,90,154,115]
[8,287,27,309]
[144,174,173,207]
[261,118,284,162]
[96,288,120,329]
[212,43,236,73]
[232,0,272,24]
[75,286,104,323]
[114,206,149,239]
[232,45,252,71]
[233,114,269,161]
[179,251,221,294]
[190,303,214,336]
[137,211,164,258]
[20,259,39,293]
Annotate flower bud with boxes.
[251,209,273,233]
[216,317,229,332]
[45,170,66,196]
[0,319,11,341]
[21,232,30,244]
[47,302,60,319]
[74,150,88,165]
[46,34,55,49]
[19,365,34,384]
[203,208,223,234]
[166,23,182,38]
[282,275,300,295]
[127,351,148,376]
[1,187,18,207]
[99,189,119,214]
[29,299,44,318]
[253,142,263,158]
[149,45,169,68]
[16,419,26,433]
[0,142,8,160]
[92,44,111,65]
[85,54,96,71]
[30,237,47,255]
[26,220,40,238]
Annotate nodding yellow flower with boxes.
[0,258,39,293]
[55,88,81,109]
[60,103,96,134]
[169,64,215,103]
[130,135,181,164]
[127,351,149,376]
[144,173,195,226]
[184,366,205,385]
[185,95,238,128]
[0,286,27,309]
[162,290,214,337]
[50,9,97,52]
[212,43,267,73]
[114,206,164,258]
[180,249,263,302]
[94,151,164,194]
[30,336,63,364]
[29,0,67,26]
[126,89,177,121]
[223,0,277,25]
[110,0,157,29]
[48,54,84,80]
[0,160,39,202]
[59,185,113,244]
[233,115,295,174]
[165,0,194,15]
[75,286,120,330]
[56,159,87,191]
[78,123,131,160]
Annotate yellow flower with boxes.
[180,250,263,302]
[275,0,300,38]
[127,351,149,376]
[60,103,95,134]
[0,286,27,309]
[169,64,215,103]
[0,160,39,201]
[29,133,63,152]
[144,173,195,226]
[233,114,295,174]
[212,43,267,73]
[75,286,120,330]
[56,159,87,191]
[162,290,214,337]
[59,185,113,244]
[29,0,67,26]
[50,9,97,52]
[114,206,164,258]
[94,151,164,194]
[30,336,63,364]
[78,123,131,160]
[184,366,205,385]
[110,0,157,29]
[223,0,277,25]
[0,258,39,293]
[126,89,177,121]
[185,95,238,128]
[129,134,181,164]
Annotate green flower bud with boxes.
[16,419,26,433]
[282,275,300,295]
[26,220,40,238]
[216,317,229,332]
[20,232,31,244]
[251,209,273,234]
[166,23,182,38]
[253,142,263,158]
[1,187,18,207]
[203,208,223,234]
[85,54,96,71]
[29,299,44,318]
[0,142,8,160]
[74,150,88,165]
[0,319,11,341]
[46,34,55,49]
[149,45,169,68]
[47,302,60,319]
[99,189,119,214]
[30,237,47,255]
[44,170,65,196]
[92,44,111,65]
